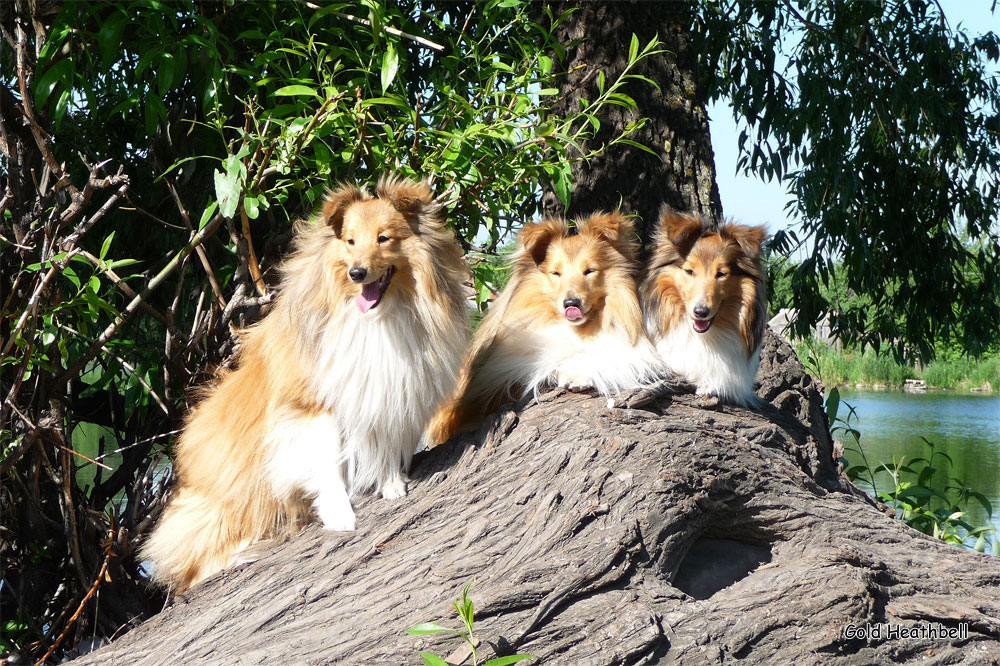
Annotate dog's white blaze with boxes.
[266,294,465,525]
[471,320,662,401]
[649,312,761,407]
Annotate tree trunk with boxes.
[72,331,1000,665]
[540,2,724,242]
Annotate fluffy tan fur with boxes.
[641,210,768,405]
[142,175,468,591]
[427,212,656,446]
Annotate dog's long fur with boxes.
[142,176,469,591]
[427,212,661,445]
[641,211,768,407]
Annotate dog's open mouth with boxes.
[564,306,585,322]
[355,267,396,313]
[692,317,713,333]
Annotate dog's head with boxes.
[321,176,437,313]
[516,212,638,330]
[646,211,766,334]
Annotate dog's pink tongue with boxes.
[693,318,711,333]
[355,282,380,313]
[564,306,583,321]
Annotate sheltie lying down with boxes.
[142,176,469,591]
[641,210,768,407]
[427,212,661,445]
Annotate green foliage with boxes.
[2,2,662,659]
[797,337,999,390]
[829,388,998,554]
[407,583,535,666]
[698,1,1000,359]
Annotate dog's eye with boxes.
[716,271,727,278]
[551,271,561,277]
[347,239,355,246]
[378,235,390,243]
[684,268,695,276]
[583,268,595,276]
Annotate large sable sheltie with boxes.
[142,176,468,591]
[427,212,661,445]
[641,211,768,407]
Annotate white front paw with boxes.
[381,476,408,500]
[316,496,356,531]
[556,370,593,391]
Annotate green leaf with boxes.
[407,622,456,636]
[274,84,321,99]
[628,33,639,63]
[99,232,115,262]
[107,258,141,270]
[381,43,399,93]
[198,201,219,230]
[214,168,241,219]
[617,139,658,156]
[825,387,840,423]
[482,656,537,666]
[34,59,73,109]
[98,11,127,66]
[417,653,450,666]
[244,195,260,220]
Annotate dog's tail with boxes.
[140,485,300,593]
[140,489,245,592]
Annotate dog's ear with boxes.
[321,184,367,237]
[577,211,638,261]
[721,222,768,261]
[654,208,708,254]
[517,219,567,267]
[376,175,436,221]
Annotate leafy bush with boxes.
[408,583,535,666]
[829,388,998,554]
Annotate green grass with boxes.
[795,339,998,390]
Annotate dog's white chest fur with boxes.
[653,321,760,406]
[266,298,463,529]
[527,322,662,396]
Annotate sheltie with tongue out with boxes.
[640,210,768,407]
[141,175,468,592]
[425,211,661,446]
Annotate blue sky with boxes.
[708,1,998,235]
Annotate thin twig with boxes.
[76,249,172,329]
[58,445,113,472]
[165,178,227,310]
[60,171,130,249]
[239,204,268,296]
[293,0,445,51]
[33,527,114,666]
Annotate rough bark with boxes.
[540,2,724,242]
[73,332,1000,665]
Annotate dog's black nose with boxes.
[349,267,368,283]
[693,305,710,318]
[563,297,581,309]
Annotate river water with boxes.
[836,389,1000,547]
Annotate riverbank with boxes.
[794,339,999,391]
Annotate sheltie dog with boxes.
[641,210,768,407]
[142,176,469,591]
[426,212,661,445]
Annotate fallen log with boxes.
[74,331,1000,665]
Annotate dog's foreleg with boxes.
[315,463,356,531]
